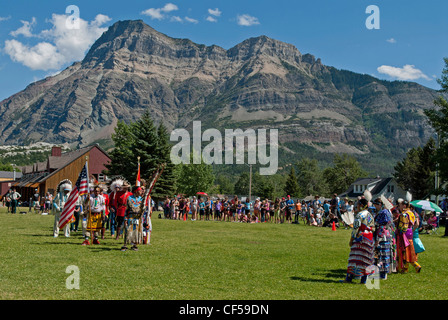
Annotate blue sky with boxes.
[1,0,447,101]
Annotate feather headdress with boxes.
[406,191,412,203]
[381,194,394,210]
[57,179,72,193]
[363,189,372,202]
[109,175,129,192]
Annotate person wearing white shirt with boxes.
[10,188,21,214]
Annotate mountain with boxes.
[0,20,442,175]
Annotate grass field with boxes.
[1,207,448,300]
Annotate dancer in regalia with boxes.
[341,190,375,284]
[372,197,394,280]
[396,193,422,273]
[108,177,132,240]
[121,185,144,251]
[108,176,124,238]
[82,186,105,245]
[53,179,73,238]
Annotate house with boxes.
[339,177,407,203]
[0,145,111,202]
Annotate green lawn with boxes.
[1,207,447,300]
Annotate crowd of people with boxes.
[2,188,54,214]
[161,194,348,226]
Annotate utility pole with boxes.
[435,131,440,205]
[249,164,252,202]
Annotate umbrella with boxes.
[410,200,442,213]
[196,192,208,196]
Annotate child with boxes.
[315,205,323,227]
[199,199,205,220]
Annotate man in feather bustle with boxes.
[53,179,73,238]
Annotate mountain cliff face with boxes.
[0,20,441,174]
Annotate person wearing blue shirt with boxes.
[286,195,294,223]
[199,199,205,220]
[245,198,251,217]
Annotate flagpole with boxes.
[85,156,92,244]
[137,156,141,187]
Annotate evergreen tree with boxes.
[151,123,177,199]
[130,110,159,184]
[284,167,300,197]
[393,138,436,199]
[105,111,177,199]
[105,120,134,179]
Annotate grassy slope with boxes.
[0,207,447,300]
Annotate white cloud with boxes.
[185,16,198,24]
[386,38,396,44]
[4,13,111,71]
[237,14,260,26]
[0,16,11,22]
[208,8,222,17]
[162,3,178,13]
[10,17,37,37]
[206,16,217,23]
[377,64,431,81]
[170,16,183,23]
[141,3,179,20]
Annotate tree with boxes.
[151,123,177,199]
[323,154,367,195]
[105,111,177,198]
[176,150,215,197]
[424,57,448,194]
[105,120,134,179]
[234,172,250,196]
[296,158,329,197]
[284,167,300,197]
[393,138,436,199]
[215,174,235,195]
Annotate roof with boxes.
[43,144,110,182]
[15,144,110,186]
[352,178,383,186]
[339,177,394,199]
[0,171,23,180]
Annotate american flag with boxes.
[58,164,89,229]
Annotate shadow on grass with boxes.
[290,269,348,284]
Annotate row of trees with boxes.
[104,110,368,201]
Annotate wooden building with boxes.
[1,145,111,202]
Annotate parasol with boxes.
[410,200,442,213]
[196,192,208,196]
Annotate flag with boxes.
[136,161,141,187]
[58,164,89,229]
